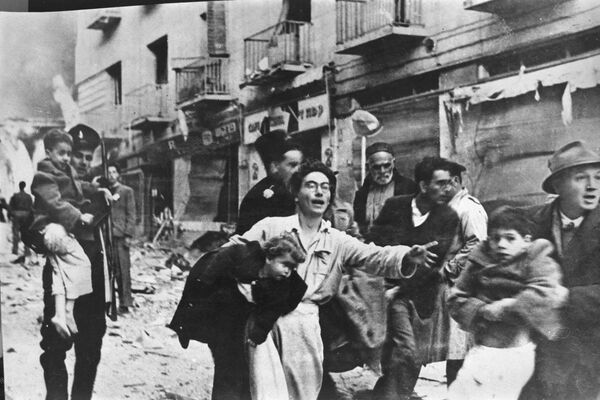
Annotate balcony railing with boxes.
[336,0,423,45]
[124,83,172,122]
[244,20,314,80]
[175,58,231,106]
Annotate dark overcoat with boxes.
[236,176,296,235]
[110,183,136,238]
[353,170,417,234]
[30,158,94,232]
[521,200,600,400]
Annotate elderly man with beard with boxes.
[229,160,438,400]
[354,142,417,236]
[519,141,600,400]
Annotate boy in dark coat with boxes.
[448,207,567,400]
[169,233,308,400]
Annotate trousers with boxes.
[114,237,133,308]
[40,239,106,400]
[249,303,323,400]
[373,296,421,400]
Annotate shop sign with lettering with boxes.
[243,111,269,144]
[214,119,240,144]
[297,94,330,132]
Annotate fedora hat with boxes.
[542,141,600,193]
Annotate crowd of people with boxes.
[4,121,600,400]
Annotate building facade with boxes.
[332,0,600,209]
[74,0,600,237]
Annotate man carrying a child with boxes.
[35,125,109,400]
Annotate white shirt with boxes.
[411,198,430,227]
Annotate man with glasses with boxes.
[367,156,461,400]
[231,160,438,400]
[354,142,417,236]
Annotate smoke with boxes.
[0,11,76,120]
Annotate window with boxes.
[106,62,122,105]
[480,29,600,79]
[285,0,310,22]
[148,36,168,84]
[355,71,440,105]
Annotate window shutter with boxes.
[207,2,227,57]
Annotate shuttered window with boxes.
[207,2,227,57]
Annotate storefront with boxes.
[441,53,600,210]
[172,107,241,232]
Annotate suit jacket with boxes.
[528,201,600,379]
[367,195,460,318]
[236,176,296,235]
[30,158,95,232]
[110,183,136,238]
[353,170,417,235]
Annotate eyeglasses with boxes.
[303,181,331,192]
[74,152,93,162]
[369,162,393,171]
[433,176,458,189]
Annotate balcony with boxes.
[175,58,234,110]
[243,20,314,86]
[463,0,561,15]
[336,0,428,55]
[87,8,121,31]
[124,84,174,130]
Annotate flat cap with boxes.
[366,142,393,158]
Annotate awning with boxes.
[452,53,600,105]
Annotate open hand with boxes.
[80,213,94,225]
[405,241,438,268]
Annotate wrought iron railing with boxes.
[244,20,314,78]
[336,0,423,44]
[175,58,230,105]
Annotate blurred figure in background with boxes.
[107,163,136,315]
[8,181,33,264]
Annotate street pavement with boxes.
[0,222,448,399]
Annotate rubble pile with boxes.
[0,242,446,399]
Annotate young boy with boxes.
[169,232,308,400]
[447,206,568,400]
[30,129,97,339]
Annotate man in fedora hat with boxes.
[353,142,417,236]
[236,127,303,234]
[520,141,600,400]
